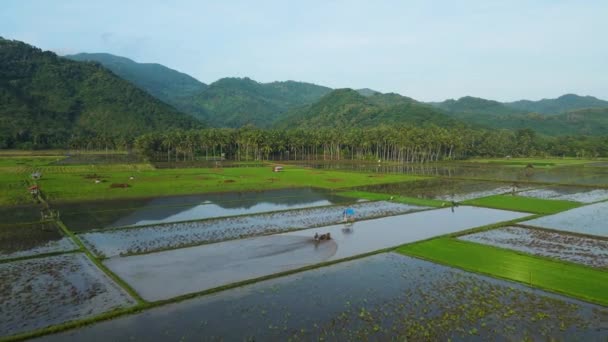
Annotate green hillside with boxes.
[0,38,202,149]
[276,89,463,129]
[506,94,608,115]
[450,108,608,136]
[186,77,332,127]
[432,96,526,116]
[65,52,207,106]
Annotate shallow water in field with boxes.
[356,178,532,202]
[59,188,354,231]
[295,161,608,186]
[523,201,608,237]
[517,186,608,203]
[459,226,608,268]
[0,222,77,260]
[80,201,423,258]
[103,206,529,301]
[39,253,608,341]
[0,254,136,338]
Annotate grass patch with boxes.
[397,238,608,306]
[337,190,446,207]
[1,165,424,204]
[463,194,580,214]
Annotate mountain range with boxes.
[2,37,608,148]
[0,37,201,148]
[64,51,608,134]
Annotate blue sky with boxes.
[2,0,606,102]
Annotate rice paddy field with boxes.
[523,201,608,237]
[39,253,608,342]
[0,155,607,341]
[0,222,77,261]
[459,226,608,269]
[57,188,357,231]
[80,201,425,258]
[0,253,136,337]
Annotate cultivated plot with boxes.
[104,206,529,301]
[356,179,530,202]
[0,222,77,260]
[0,254,136,338]
[0,205,43,225]
[60,188,354,231]
[459,226,608,268]
[523,201,608,237]
[40,253,608,341]
[517,186,608,203]
[81,201,424,257]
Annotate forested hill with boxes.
[0,38,202,149]
[275,89,463,129]
[182,77,333,127]
[431,96,526,116]
[505,94,608,115]
[428,95,608,135]
[472,108,608,136]
[65,52,207,106]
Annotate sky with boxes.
[1,0,607,102]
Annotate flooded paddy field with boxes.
[0,204,43,224]
[51,153,143,165]
[0,222,76,260]
[459,226,608,268]
[0,253,136,338]
[516,186,608,203]
[295,161,608,186]
[103,206,529,301]
[58,188,354,231]
[40,253,608,341]
[523,201,608,237]
[152,161,266,169]
[81,201,425,257]
[355,178,531,202]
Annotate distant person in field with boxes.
[343,207,355,222]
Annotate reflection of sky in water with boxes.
[106,188,351,228]
[300,162,608,186]
[524,201,608,237]
[517,187,608,203]
[42,253,607,342]
[103,206,529,301]
[120,200,333,227]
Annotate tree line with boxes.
[130,125,608,162]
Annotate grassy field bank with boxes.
[463,195,580,214]
[397,238,608,306]
[0,161,425,204]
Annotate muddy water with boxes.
[524,201,608,237]
[459,226,608,268]
[0,222,77,260]
[59,188,354,231]
[517,186,608,203]
[357,178,532,202]
[0,254,136,338]
[38,253,608,342]
[81,201,424,258]
[104,206,529,301]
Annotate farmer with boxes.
[343,207,356,222]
